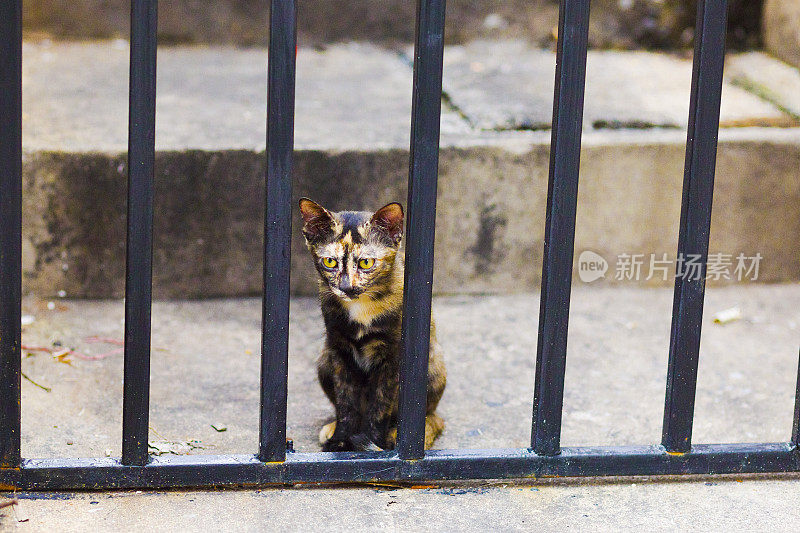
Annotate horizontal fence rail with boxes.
[3,444,800,490]
[2,0,800,491]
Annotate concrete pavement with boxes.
[3,475,800,532]
[13,286,800,459]
[2,285,800,530]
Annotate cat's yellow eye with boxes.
[322,257,338,269]
[358,258,375,270]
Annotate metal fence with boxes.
[2,0,799,490]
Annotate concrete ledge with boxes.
[21,131,800,298]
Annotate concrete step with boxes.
[19,40,800,298]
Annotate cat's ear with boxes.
[299,198,334,242]
[370,202,404,246]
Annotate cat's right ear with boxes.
[299,198,334,242]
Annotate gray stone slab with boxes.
[22,41,469,152]
[23,41,797,155]
[441,40,792,131]
[727,51,800,118]
[765,0,800,69]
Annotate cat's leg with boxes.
[365,362,399,450]
[377,414,441,450]
[321,348,365,452]
[426,339,447,414]
[424,413,444,449]
[317,348,338,445]
[421,336,447,449]
[316,349,336,405]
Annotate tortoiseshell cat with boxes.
[299,198,446,452]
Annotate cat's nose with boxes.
[338,276,356,296]
[341,288,359,298]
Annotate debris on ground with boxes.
[21,315,35,326]
[0,498,18,510]
[148,439,206,455]
[210,423,227,432]
[21,372,52,392]
[713,306,743,325]
[52,349,73,365]
[0,497,21,523]
[21,336,124,362]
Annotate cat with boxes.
[299,198,446,452]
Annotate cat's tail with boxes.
[424,413,444,449]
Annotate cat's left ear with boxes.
[370,202,404,246]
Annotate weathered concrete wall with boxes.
[21,138,800,299]
[22,0,762,50]
[764,0,800,68]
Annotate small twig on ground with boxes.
[149,425,169,441]
[21,336,124,361]
[84,336,124,346]
[22,372,51,392]
[69,347,123,361]
[0,498,18,510]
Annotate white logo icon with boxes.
[578,250,608,283]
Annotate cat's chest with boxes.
[341,315,392,373]
[345,300,376,327]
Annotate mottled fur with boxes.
[300,198,446,452]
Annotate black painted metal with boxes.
[259,0,297,463]
[793,350,800,447]
[122,0,158,467]
[662,0,728,454]
[0,0,23,470]
[397,0,447,461]
[532,0,591,457]
[2,444,799,490]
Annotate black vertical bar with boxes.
[662,0,728,454]
[531,0,591,457]
[122,0,158,466]
[396,0,447,460]
[259,0,296,463]
[0,0,22,469]
[792,349,800,448]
